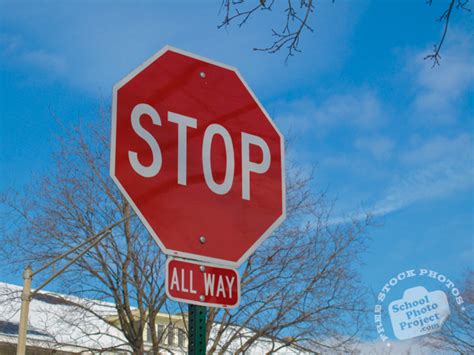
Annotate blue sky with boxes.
[1,0,473,341]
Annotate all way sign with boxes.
[166,258,240,308]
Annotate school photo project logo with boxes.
[374,268,465,344]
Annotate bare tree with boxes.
[0,108,373,353]
[0,109,172,354]
[204,161,372,353]
[219,0,315,60]
[423,270,474,353]
[218,0,471,64]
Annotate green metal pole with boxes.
[188,304,207,355]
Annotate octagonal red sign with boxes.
[110,46,285,266]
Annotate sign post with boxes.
[188,305,207,355]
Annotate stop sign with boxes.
[111,46,285,266]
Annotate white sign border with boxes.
[110,45,286,268]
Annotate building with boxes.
[0,283,311,354]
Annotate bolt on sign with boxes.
[110,46,285,308]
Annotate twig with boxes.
[424,0,471,67]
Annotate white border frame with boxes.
[110,45,286,268]
[165,257,241,309]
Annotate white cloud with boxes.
[273,89,385,137]
[0,1,362,97]
[373,159,472,216]
[314,89,384,129]
[330,134,473,224]
[355,136,395,160]
[0,32,67,76]
[401,133,473,165]
[372,133,473,216]
[20,49,67,74]
[409,29,474,124]
[272,98,318,135]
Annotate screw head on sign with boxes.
[199,236,206,244]
[199,71,206,78]
[199,295,205,302]
[200,265,206,272]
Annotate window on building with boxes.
[178,328,186,347]
[157,324,165,343]
[168,327,175,346]
[146,323,152,343]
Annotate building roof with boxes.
[0,282,312,354]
